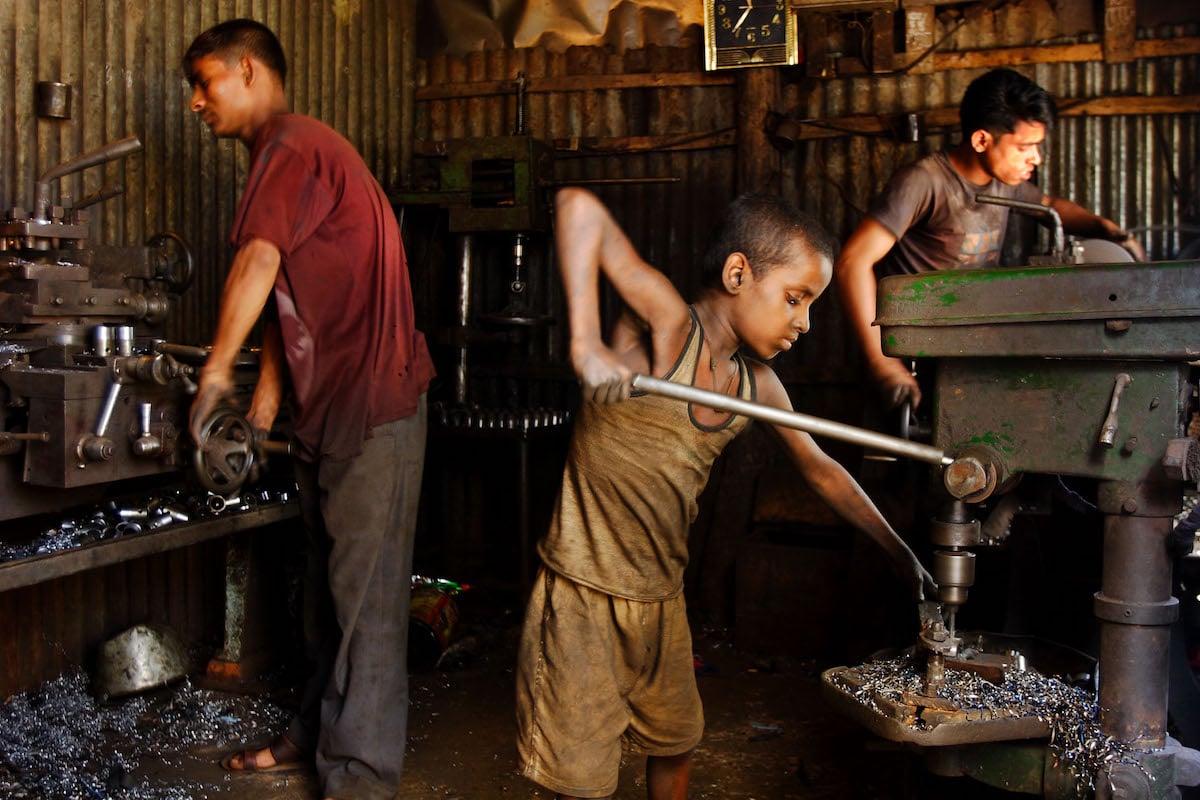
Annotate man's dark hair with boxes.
[959,68,1057,140]
[699,194,837,289]
[183,19,287,87]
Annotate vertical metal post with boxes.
[1095,483,1180,747]
[454,234,473,406]
[207,534,252,682]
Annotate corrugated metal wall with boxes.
[409,19,1200,622]
[0,0,416,345]
[793,17,1200,260]
[3,0,1197,671]
[412,21,1199,387]
[412,46,739,333]
[0,0,416,696]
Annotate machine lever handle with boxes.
[630,373,951,466]
[1098,372,1133,447]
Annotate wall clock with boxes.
[704,0,799,70]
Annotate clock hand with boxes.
[733,0,754,34]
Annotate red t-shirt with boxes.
[231,113,435,461]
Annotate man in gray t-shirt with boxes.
[836,68,1144,408]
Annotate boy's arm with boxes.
[834,218,920,409]
[554,187,690,402]
[1044,195,1145,261]
[755,366,937,602]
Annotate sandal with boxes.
[219,733,311,773]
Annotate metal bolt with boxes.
[944,457,989,499]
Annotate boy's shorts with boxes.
[516,567,703,798]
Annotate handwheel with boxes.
[147,231,195,293]
[193,407,255,495]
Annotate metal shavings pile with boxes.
[0,669,290,799]
[0,486,294,564]
[830,655,1139,791]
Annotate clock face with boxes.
[713,0,788,49]
[705,0,797,70]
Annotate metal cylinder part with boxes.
[35,81,72,119]
[93,325,112,356]
[933,549,975,606]
[1097,510,1176,748]
[116,325,135,356]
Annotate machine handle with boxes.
[1098,372,1133,447]
[976,193,1065,260]
[630,374,952,466]
[34,135,143,219]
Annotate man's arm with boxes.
[554,187,689,402]
[834,217,921,408]
[189,237,282,442]
[755,367,936,601]
[246,319,285,433]
[1045,195,1146,261]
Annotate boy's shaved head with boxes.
[700,194,837,289]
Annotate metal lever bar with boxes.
[35,135,143,219]
[630,374,952,466]
[976,194,1065,258]
[1098,372,1133,447]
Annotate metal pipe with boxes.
[454,234,473,406]
[153,341,210,362]
[94,380,121,436]
[976,193,1065,258]
[1096,510,1176,748]
[34,136,143,219]
[630,374,952,465]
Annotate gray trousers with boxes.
[288,397,427,800]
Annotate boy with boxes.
[517,187,935,799]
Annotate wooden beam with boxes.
[871,9,897,73]
[551,129,737,155]
[417,71,735,102]
[783,94,1200,142]
[415,38,1200,104]
[412,129,738,159]
[1103,0,1137,64]
[737,69,782,194]
[1058,95,1200,116]
[411,91,1196,157]
[935,42,1103,69]
[903,6,937,74]
[934,37,1200,70]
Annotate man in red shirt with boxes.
[184,19,435,800]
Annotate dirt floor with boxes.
[133,631,943,800]
[1,583,1035,800]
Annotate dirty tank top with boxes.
[538,309,756,601]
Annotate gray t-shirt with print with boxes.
[869,150,1045,277]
